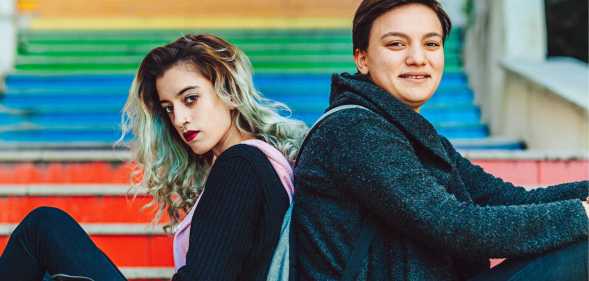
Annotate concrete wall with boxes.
[463,0,588,150]
[500,60,589,150]
[440,0,467,27]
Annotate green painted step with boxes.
[18,28,463,42]
[18,29,463,52]
[14,63,464,74]
[20,36,461,48]
[15,55,462,69]
[18,44,462,59]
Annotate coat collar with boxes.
[328,72,451,165]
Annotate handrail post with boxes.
[0,0,16,79]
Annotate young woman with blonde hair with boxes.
[0,34,306,281]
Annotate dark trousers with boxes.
[469,239,588,281]
[1,207,586,281]
[0,207,127,281]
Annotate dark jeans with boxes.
[0,207,127,281]
[469,239,588,281]
[1,207,586,281]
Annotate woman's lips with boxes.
[398,73,431,81]
[183,131,199,142]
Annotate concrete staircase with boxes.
[3,18,579,280]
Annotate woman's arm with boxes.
[440,137,588,206]
[326,111,588,260]
[172,148,262,281]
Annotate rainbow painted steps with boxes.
[0,28,523,149]
[16,29,464,73]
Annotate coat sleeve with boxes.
[440,137,588,206]
[172,152,261,281]
[325,111,588,259]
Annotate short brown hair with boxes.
[352,0,452,53]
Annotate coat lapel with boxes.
[329,73,452,166]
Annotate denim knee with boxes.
[21,207,75,234]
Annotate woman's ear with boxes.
[353,48,369,75]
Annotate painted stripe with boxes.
[0,235,174,267]
[462,149,589,160]
[0,184,147,195]
[0,223,166,235]
[0,196,161,224]
[0,142,121,150]
[2,146,587,161]
[30,17,351,30]
[120,267,174,279]
[0,150,131,161]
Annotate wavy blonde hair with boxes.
[120,34,308,232]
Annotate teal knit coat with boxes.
[292,73,589,281]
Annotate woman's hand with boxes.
[583,197,589,218]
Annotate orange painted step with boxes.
[0,196,161,224]
[0,162,135,184]
[0,184,170,224]
[23,0,355,18]
[0,225,173,267]
[2,159,587,186]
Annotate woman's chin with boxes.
[188,145,208,156]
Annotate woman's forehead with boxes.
[156,65,207,101]
[371,4,443,37]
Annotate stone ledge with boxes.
[501,57,589,111]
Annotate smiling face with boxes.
[156,62,245,157]
[354,3,445,111]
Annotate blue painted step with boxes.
[0,121,488,143]
[5,73,469,89]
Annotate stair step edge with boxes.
[0,184,146,196]
[120,267,174,279]
[0,223,166,235]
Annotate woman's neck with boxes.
[211,125,254,158]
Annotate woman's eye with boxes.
[387,42,405,48]
[185,95,199,104]
[425,42,441,48]
[163,106,173,114]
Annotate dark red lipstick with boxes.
[183,131,199,142]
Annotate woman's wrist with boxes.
[582,200,589,218]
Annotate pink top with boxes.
[172,139,295,271]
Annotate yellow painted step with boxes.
[29,17,352,30]
[18,0,359,18]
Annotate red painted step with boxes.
[0,184,169,224]
[0,161,135,184]
[0,196,159,223]
[0,224,174,267]
[0,150,585,274]
[1,152,586,185]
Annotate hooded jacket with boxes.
[292,73,588,281]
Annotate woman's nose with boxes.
[406,46,426,66]
[173,106,190,129]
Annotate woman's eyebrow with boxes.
[380,32,443,40]
[380,31,409,40]
[423,32,443,39]
[176,85,199,97]
[159,85,200,103]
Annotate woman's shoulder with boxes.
[211,143,289,203]
[215,144,269,169]
[206,144,277,194]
